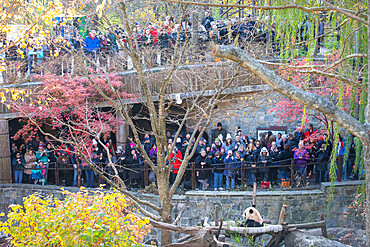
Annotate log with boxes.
[227,225,283,235]
[284,220,326,230]
[278,204,288,225]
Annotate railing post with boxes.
[71,56,75,75]
[144,161,149,187]
[99,162,103,185]
[241,160,245,186]
[191,162,196,190]
[290,158,295,188]
[55,162,59,186]
[338,155,342,182]
[77,164,81,187]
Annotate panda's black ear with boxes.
[249,209,254,214]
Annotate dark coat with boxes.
[195,155,211,180]
[212,156,224,173]
[257,153,271,173]
[315,148,329,171]
[277,149,293,172]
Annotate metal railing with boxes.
[11,154,358,190]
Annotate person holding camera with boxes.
[170,147,182,185]
[195,149,211,190]
[12,152,25,183]
[223,150,237,190]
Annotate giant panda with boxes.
[241,207,264,227]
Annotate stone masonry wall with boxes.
[186,95,322,139]
[0,181,362,241]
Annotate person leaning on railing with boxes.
[314,143,330,184]
[223,150,237,190]
[12,152,25,184]
[277,144,293,184]
[195,149,211,190]
[257,147,271,183]
[293,141,310,183]
[24,149,37,184]
[212,151,224,191]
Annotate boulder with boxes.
[284,230,351,247]
[305,227,365,247]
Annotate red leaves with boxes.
[12,72,135,149]
[272,58,359,128]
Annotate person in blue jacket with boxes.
[84,30,100,54]
[223,150,237,190]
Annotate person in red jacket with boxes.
[304,123,317,142]
[148,23,158,42]
[170,147,182,184]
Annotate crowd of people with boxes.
[1,11,273,76]
[10,122,357,190]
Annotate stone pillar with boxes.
[116,112,129,149]
[0,120,11,183]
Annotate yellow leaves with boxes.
[0,190,151,246]
[12,92,19,101]
[17,49,24,59]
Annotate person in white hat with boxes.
[222,133,234,153]
[257,147,271,182]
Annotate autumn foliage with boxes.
[8,72,135,145]
[270,52,361,131]
[0,189,151,246]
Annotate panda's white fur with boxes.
[242,207,263,225]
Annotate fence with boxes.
[11,154,358,190]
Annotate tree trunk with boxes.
[365,144,370,246]
[156,169,173,246]
[367,1,370,246]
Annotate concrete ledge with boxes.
[185,189,324,197]
[321,180,363,188]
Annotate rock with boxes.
[284,230,351,247]
[305,227,366,247]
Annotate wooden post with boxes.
[290,158,295,188]
[241,160,245,186]
[337,155,342,182]
[318,213,328,238]
[191,162,196,190]
[0,120,11,183]
[144,162,149,187]
[99,162,103,185]
[278,204,288,225]
[77,164,81,187]
[55,163,59,186]
[214,205,219,226]
[252,182,257,207]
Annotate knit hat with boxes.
[226,133,232,140]
[215,138,220,142]
[261,147,268,153]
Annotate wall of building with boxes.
[187,95,322,139]
[0,181,362,242]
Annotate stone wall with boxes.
[0,181,362,241]
[186,95,322,139]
